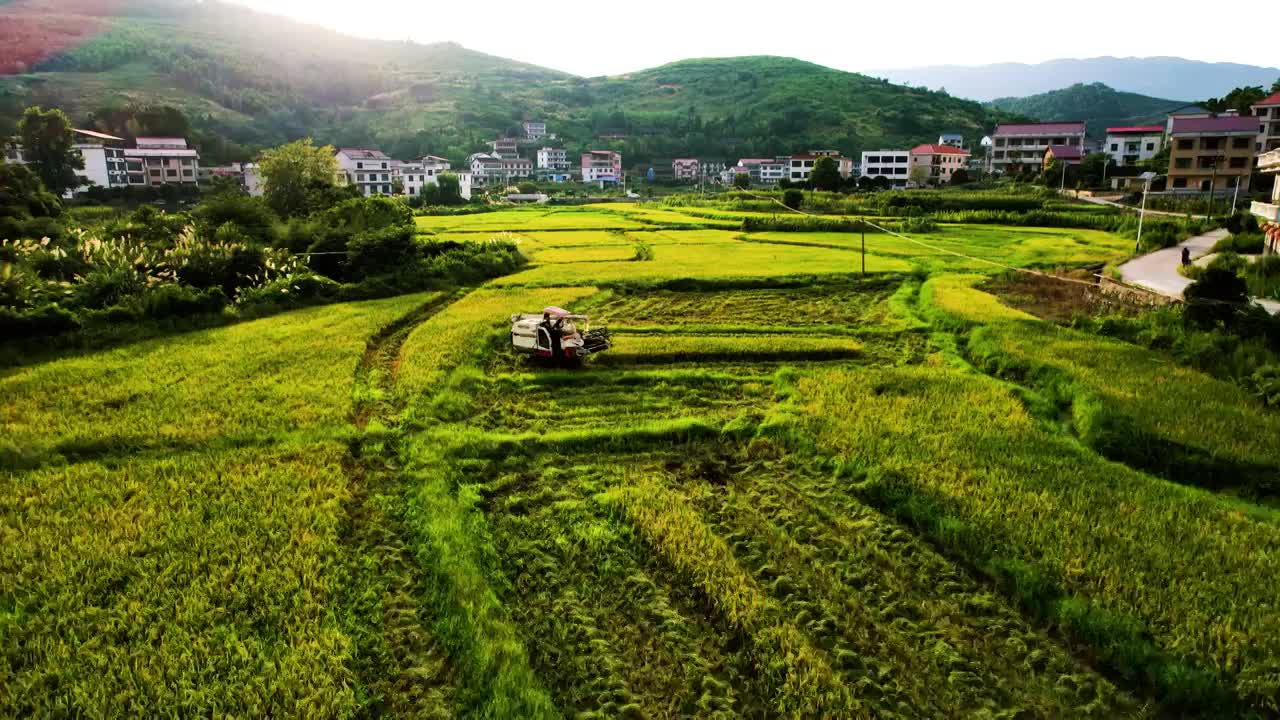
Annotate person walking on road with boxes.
[1181,247,1191,266]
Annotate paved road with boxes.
[1076,193,1208,219]
[1118,228,1280,314]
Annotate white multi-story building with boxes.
[335,148,398,196]
[1252,92,1280,153]
[1102,126,1164,167]
[582,150,622,183]
[672,158,699,181]
[787,151,854,183]
[399,155,453,198]
[860,150,911,188]
[938,133,964,148]
[735,157,787,185]
[988,122,1087,175]
[126,137,200,188]
[468,153,532,186]
[537,147,569,170]
[523,121,547,141]
[71,128,129,194]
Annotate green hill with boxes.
[988,82,1188,138]
[0,0,1012,164]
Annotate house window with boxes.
[357,162,363,169]
[381,163,387,169]
[1201,138,1221,150]
[1232,137,1250,149]
[1110,143,1118,151]
[1146,143,1155,151]
[995,139,1006,147]
[1229,157,1247,169]
[167,169,178,177]
[1178,139,1194,150]
[1172,178,1187,189]
[382,174,389,181]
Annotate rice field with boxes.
[6,203,1276,717]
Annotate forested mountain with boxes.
[0,0,1012,164]
[876,57,1280,103]
[989,83,1188,139]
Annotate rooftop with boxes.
[337,148,390,159]
[1106,125,1165,134]
[73,128,124,142]
[1255,92,1280,107]
[1170,116,1262,135]
[1046,144,1083,160]
[993,122,1086,136]
[911,144,971,155]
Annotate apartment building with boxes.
[672,158,700,181]
[910,144,971,186]
[1251,149,1279,247]
[335,148,398,196]
[734,157,786,185]
[1166,116,1257,193]
[536,147,570,170]
[1252,92,1280,152]
[127,137,200,188]
[582,150,622,183]
[988,122,1086,174]
[699,159,727,180]
[787,152,854,183]
[1104,126,1164,166]
[468,153,532,185]
[490,138,520,159]
[523,121,547,141]
[938,133,964,148]
[860,150,911,188]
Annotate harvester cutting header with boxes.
[511,307,612,362]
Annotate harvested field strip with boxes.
[599,474,858,717]
[689,463,1139,717]
[799,365,1280,712]
[480,460,767,718]
[598,333,862,365]
[588,281,903,327]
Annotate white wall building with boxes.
[1103,126,1164,167]
[335,148,398,196]
[938,133,964,148]
[860,150,911,187]
[537,147,569,170]
[490,138,520,159]
[523,121,547,141]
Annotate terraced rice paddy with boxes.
[6,203,1278,717]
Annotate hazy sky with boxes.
[222,0,1277,77]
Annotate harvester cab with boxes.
[510,306,611,361]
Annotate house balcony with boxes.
[1252,201,1280,222]
[1258,148,1280,173]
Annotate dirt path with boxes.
[1075,193,1209,219]
[1117,229,1280,314]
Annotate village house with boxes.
[1166,115,1257,194]
[127,137,200,189]
[582,150,622,184]
[988,121,1087,175]
[523,121,547,141]
[1104,126,1165,166]
[860,150,911,188]
[335,147,397,196]
[1252,92,1280,153]
[1042,144,1084,173]
[536,147,570,171]
[910,144,971,186]
[1252,148,1280,248]
[672,158,700,181]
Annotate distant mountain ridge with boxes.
[988,83,1189,139]
[874,57,1280,102]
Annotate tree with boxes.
[1273,78,1280,94]
[258,138,339,217]
[782,189,803,210]
[0,158,63,241]
[17,106,83,196]
[908,165,931,188]
[808,156,842,192]
[1203,85,1266,115]
[1080,153,1114,188]
[732,173,750,189]
[949,168,971,186]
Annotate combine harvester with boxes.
[511,306,612,363]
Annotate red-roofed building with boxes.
[909,144,971,186]
[989,121,1086,175]
[1167,116,1257,194]
[1103,125,1164,167]
[1252,92,1280,153]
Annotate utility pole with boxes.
[1231,175,1241,215]
[1135,172,1159,253]
[861,219,866,275]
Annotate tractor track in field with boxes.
[341,292,465,718]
